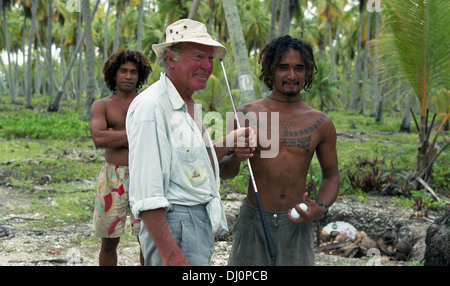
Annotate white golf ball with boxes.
[291,203,308,219]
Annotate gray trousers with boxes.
[139,204,214,266]
[228,199,315,266]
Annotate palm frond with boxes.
[384,0,450,115]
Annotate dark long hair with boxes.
[102,49,152,92]
[259,35,318,91]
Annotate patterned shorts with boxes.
[93,162,141,238]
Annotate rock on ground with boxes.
[424,210,450,266]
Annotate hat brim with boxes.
[152,39,227,59]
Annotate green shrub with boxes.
[0,108,90,140]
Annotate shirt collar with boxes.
[160,73,186,111]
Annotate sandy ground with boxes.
[1,189,412,267]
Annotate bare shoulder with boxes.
[91,95,112,109]
[310,109,337,141]
[302,105,334,124]
[95,95,115,104]
[90,97,107,114]
[315,110,335,130]
[311,110,336,136]
[236,98,267,114]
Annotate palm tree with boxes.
[239,0,270,56]
[269,0,278,41]
[188,0,201,19]
[370,9,381,119]
[306,60,343,111]
[350,0,367,111]
[81,0,99,119]
[277,0,291,36]
[136,0,145,50]
[359,9,371,115]
[379,0,450,189]
[222,0,257,104]
[1,0,21,104]
[47,0,85,109]
[24,0,38,109]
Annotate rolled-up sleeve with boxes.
[127,111,171,219]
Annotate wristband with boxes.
[317,202,329,216]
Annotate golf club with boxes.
[220,59,277,265]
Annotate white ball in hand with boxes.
[290,203,308,219]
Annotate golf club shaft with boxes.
[220,59,277,262]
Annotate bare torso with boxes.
[104,97,129,165]
[238,98,331,211]
[90,94,135,166]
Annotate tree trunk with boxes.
[360,11,372,115]
[1,0,21,104]
[370,11,380,117]
[75,10,83,103]
[406,110,450,191]
[222,0,256,104]
[375,84,384,122]
[416,114,435,182]
[0,55,9,92]
[277,0,291,37]
[48,0,100,112]
[399,98,411,133]
[112,2,124,53]
[46,0,54,98]
[82,0,98,119]
[351,6,364,111]
[136,0,144,50]
[99,0,112,97]
[188,0,201,19]
[0,64,7,91]
[261,0,279,99]
[25,0,38,109]
[269,0,278,41]
[341,50,351,107]
[329,24,339,83]
[33,34,41,98]
[48,33,85,112]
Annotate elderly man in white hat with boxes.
[126,19,255,266]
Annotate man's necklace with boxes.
[266,95,301,103]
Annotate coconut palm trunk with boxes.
[277,0,291,37]
[222,0,256,104]
[82,0,98,119]
[1,0,21,104]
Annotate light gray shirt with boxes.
[126,73,227,234]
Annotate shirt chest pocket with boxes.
[176,147,208,187]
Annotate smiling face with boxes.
[166,42,214,98]
[272,48,306,98]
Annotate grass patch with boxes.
[0,138,102,188]
[28,189,96,228]
[0,94,448,227]
[0,94,104,229]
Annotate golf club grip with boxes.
[254,191,277,260]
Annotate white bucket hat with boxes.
[152,19,227,59]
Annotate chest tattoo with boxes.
[279,114,326,151]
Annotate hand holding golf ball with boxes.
[290,203,308,219]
